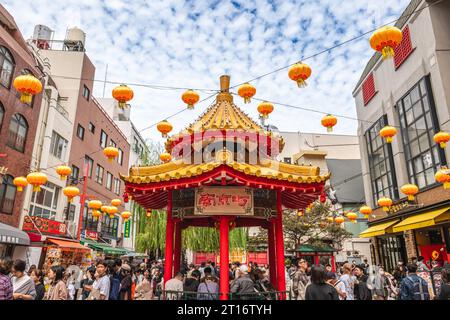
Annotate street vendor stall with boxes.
[43,238,92,270]
[81,239,128,260]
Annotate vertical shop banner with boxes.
[124,220,131,238]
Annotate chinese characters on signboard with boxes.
[124,220,131,238]
[22,216,67,236]
[195,187,253,216]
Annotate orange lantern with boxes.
[106,206,118,219]
[56,165,72,180]
[335,216,345,224]
[92,210,101,220]
[257,101,274,120]
[13,74,43,104]
[157,120,173,138]
[146,210,152,218]
[182,89,200,110]
[401,184,419,201]
[378,197,393,212]
[346,212,358,224]
[112,84,134,109]
[380,126,397,143]
[111,199,122,207]
[237,83,256,104]
[63,186,80,203]
[26,172,47,192]
[103,147,119,162]
[121,211,132,222]
[288,63,312,88]
[101,205,109,215]
[435,168,450,189]
[359,205,372,219]
[370,26,403,59]
[321,114,338,132]
[88,200,103,220]
[160,152,172,163]
[434,132,450,149]
[13,177,28,192]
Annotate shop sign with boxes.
[195,187,254,216]
[82,230,98,241]
[22,216,67,236]
[124,220,131,238]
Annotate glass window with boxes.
[0,46,15,88]
[365,115,398,204]
[118,148,123,165]
[82,85,90,100]
[101,216,119,238]
[7,114,28,152]
[88,122,95,133]
[106,172,113,190]
[95,164,104,185]
[113,178,121,195]
[84,156,94,178]
[0,175,16,214]
[29,182,60,219]
[50,131,68,160]
[0,102,4,130]
[100,130,108,148]
[72,165,80,180]
[109,139,116,148]
[77,124,85,140]
[397,76,444,189]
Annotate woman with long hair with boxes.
[44,266,68,300]
[30,269,45,300]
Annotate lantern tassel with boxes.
[386,137,393,143]
[119,101,126,109]
[383,206,389,212]
[296,79,307,88]
[187,104,194,110]
[17,186,23,192]
[381,46,395,59]
[444,182,450,190]
[20,93,32,104]
[408,195,414,201]
[327,127,333,133]
[440,142,446,148]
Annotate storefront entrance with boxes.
[377,235,407,273]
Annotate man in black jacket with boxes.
[354,264,372,300]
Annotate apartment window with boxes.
[365,115,398,204]
[0,102,4,130]
[0,46,15,88]
[83,202,98,232]
[113,178,121,195]
[84,156,94,178]
[101,215,119,238]
[110,139,116,148]
[65,203,76,222]
[100,130,108,148]
[88,122,95,133]
[7,113,28,152]
[133,137,139,153]
[82,85,90,100]
[95,164,104,185]
[362,73,377,106]
[394,25,413,70]
[29,182,60,219]
[50,131,68,160]
[72,165,80,180]
[118,148,123,165]
[0,175,16,214]
[283,157,291,164]
[397,76,444,189]
[106,172,113,190]
[77,124,85,140]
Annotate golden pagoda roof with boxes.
[121,159,330,185]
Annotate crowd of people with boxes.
[1,255,449,300]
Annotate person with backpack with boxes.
[399,263,430,300]
[326,272,346,300]
[292,259,309,300]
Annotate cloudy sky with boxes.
[4,0,410,143]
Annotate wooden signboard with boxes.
[195,187,254,216]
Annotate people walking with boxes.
[230,265,255,300]
[44,266,68,300]
[304,265,338,300]
[164,272,184,300]
[292,259,309,300]
[197,274,219,300]
[353,264,372,300]
[80,267,95,300]
[399,263,430,300]
[0,258,13,300]
[438,267,450,300]
[339,263,356,300]
[184,269,201,300]
[85,260,110,300]
[325,272,346,300]
[30,269,45,300]
[11,259,36,300]
[134,269,153,300]
[119,264,133,300]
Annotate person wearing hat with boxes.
[353,264,372,300]
[119,264,132,300]
[230,265,255,300]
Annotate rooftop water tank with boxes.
[33,24,53,41]
[64,26,86,51]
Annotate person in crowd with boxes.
[230,265,255,300]
[44,266,68,300]
[118,264,133,300]
[305,265,338,300]
[197,273,219,300]
[325,264,333,273]
[27,265,36,276]
[11,259,36,300]
[210,262,218,277]
[30,269,45,300]
[399,263,430,300]
[339,263,356,300]
[85,260,110,300]
[184,269,201,300]
[80,267,95,300]
[417,256,430,272]
[393,261,407,283]
[438,267,450,300]
[201,266,219,283]
[186,264,196,278]
[64,270,76,300]
[254,269,275,299]
[107,260,121,300]
[0,257,13,300]
[199,262,206,278]
[326,271,346,300]
[152,268,163,297]
[135,269,153,300]
[363,259,370,274]
[353,264,372,300]
[164,272,184,300]
[292,258,309,300]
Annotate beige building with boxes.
[353,0,450,271]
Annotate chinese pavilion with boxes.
[121,75,330,299]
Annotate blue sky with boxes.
[4,0,410,143]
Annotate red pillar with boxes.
[173,221,182,274]
[331,254,336,272]
[267,220,277,287]
[163,191,174,286]
[275,191,286,299]
[314,254,319,266]
[219,216,229,300]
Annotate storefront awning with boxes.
[0,222,30,245]
[82,240,128,255]
[392,207,450,233]
[47,238,90,251]
[359,220,399,238]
